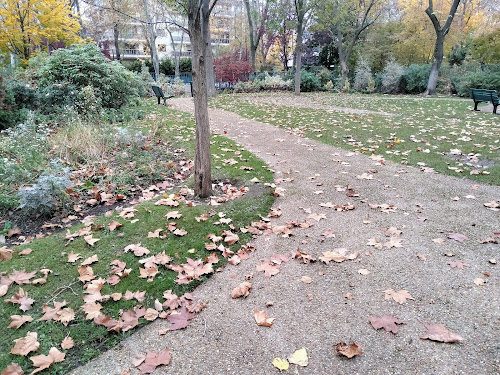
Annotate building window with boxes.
[158,44,167,52]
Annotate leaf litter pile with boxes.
[0,103,276,374]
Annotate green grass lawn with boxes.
[210,92,500,185]
[0,99,275,374]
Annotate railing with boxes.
[211,38,230,44]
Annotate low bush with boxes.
[260,74,292,90]
[294,70,320,92]
[234,81,262,93]
[451,71,500,97]
[39,43,142,109]
[381,59,405,94]
[403,64,431,94]
[17,159,73,215]
[354,60,373,92]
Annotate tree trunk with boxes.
[243,0,257,71]
[113,24,121,60]
[202,0,216,97]
[294,17,303,95]
[424,0,461,95]
[336,29,349,84]
[426,31,444,95]
[189,0,212,198]
[142,0,159,81]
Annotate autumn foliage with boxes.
[213,55,252,84]
[0,0,82,61]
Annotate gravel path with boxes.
[73,97,499,375]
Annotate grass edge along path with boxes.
[0,103,276,374]
[210,92,500,186]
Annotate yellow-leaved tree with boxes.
[0,0,82,62]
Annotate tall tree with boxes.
[142,0,160,80]
[315,0,380,84]
[181,0,218,197]
[424,0,461,95]
[0,0,81,62]
[243,0,269,72]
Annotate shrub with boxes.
[7,79,38,110]
[38,83,81,113]
[354,59,373,92]
[73,86,102,122]
[38,43,141,109]
[234,81,262,93]
[381,59,405,94]
[317,68,332,87]
[324,80,334,91]
[0,75,19,129]
[179,58,192,73]
[403,64,431,94]
[294,70,320,92]
[17,159,73,215]
[139,63,154,97]
[214,55,252,84]
[260,74,292,90]
[451,71,500,97]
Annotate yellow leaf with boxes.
[289,347,309,367]
[272,357,289,371]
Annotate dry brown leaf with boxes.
[8,315,33,329]
[61,336,75,350]
[81,254,98,266]
[253,308,274,327]
[144,308,159,321]
[30,347,65,374]
[335,342,363,358]
[0,246,13,261]
[5,288,35,312]
[108,221,122,231]
[124,244,150,257]
[19,248,32,256]
[1,363,24,375]
[231,282,252,298]
[301,276,312,283]
[82,302,103,320]
[420,323,463,343]
[369,314,403,334]
[135,349,171,374]
[11,331,39,355]
[84,235,100,246]
[319,248,358,264]
[67,252,81,263]
[384,289,414,304]
[0,285,8,297]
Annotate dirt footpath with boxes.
[72,97,499,375]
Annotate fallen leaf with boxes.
[124,244,150,257]
[301,276,312,283]
[30,347,65,374]
[369,315,403,334]
[81,254,98,266]
[108,221,122,231]
[8,315,33,329]
[5,288,35,311]
[61,336,75,350]
[0,246,13,261]
[272,358,289,371]
[231,282,252,298]
[420,323,463,343]
[167,307,194,330]
[67,252,81,263]
[289,348,308,366]
[474,278,486,286]
[19,248,32,256]
[84,235,100,246]
[0,285,8,297]
[254,308,274,327]
[135,349,171,374]
[319,248,358,264]
[447,233,468,243]
[448,261,468,270]
[11,331,39,355]
[384,289,414,304]
[1,363,24,375]
[335,342,363,358]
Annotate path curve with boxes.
[73,97,500,375]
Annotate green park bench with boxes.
[470,88,498,114]
[152,85,173,106]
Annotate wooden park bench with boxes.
[470,89,498,114]
[152,85,173,106]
